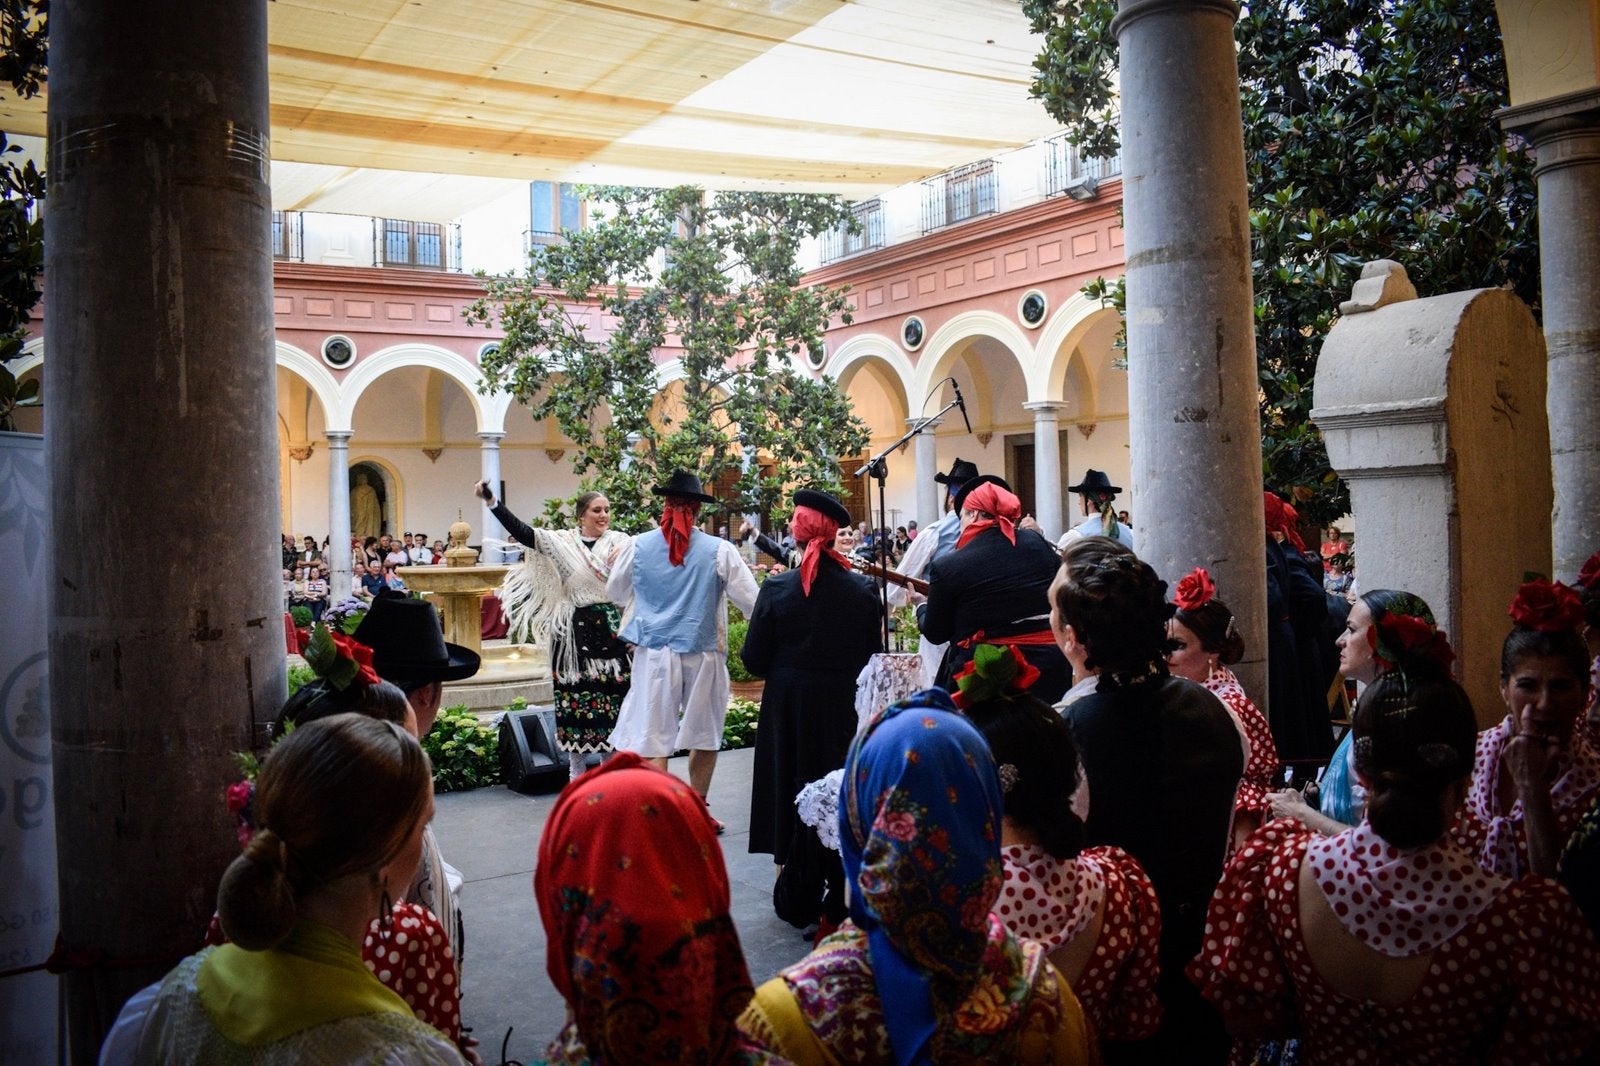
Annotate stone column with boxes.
[1024,401,1067,541]
[45,2,279,1054]
[1113,0,1267,700]
[326,431,353,598]
[1500,92,1600,582]
[912,416,942,528]
[479,432,506,542]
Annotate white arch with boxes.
[275,341,344,429]
[825,333,915,405]
[912,310,1035,405]
[341,344,492,434]
[481,390,518,435]
[654,359,686,390]
[8,336,44,377]
[1029,289,1121,404]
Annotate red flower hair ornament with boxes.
[1369,613,1456,675]
[1577,551,1600,591]
[949,644,1040,710]
[303,622,381,690]
[1508,579,1585,634]
[1173,567,1216,611]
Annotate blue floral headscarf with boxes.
[839,689,1005,1066]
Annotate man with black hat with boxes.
[922,474,1073,703]
[1059,468,1135,550]
[352,592,482,976]
[886,457,980,686]
[606,470,759,829]
[741,488,881,871]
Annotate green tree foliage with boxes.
[467,186,870,530]
[1020,0,1537,527]
[0,1,47,430]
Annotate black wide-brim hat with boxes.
[934,457,980,488]
[952,474,1013,512]
[1067,468,1121,495]
[353,592,482,683]
[651,469,716,504]
[793,488,851,527]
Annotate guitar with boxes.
[849,559,929,596]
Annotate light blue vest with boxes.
[933,508,963,559]
[619,530,725,653]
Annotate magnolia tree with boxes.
[467,185,869,531]
[1021,0,1538,528]
[0,0,47,430]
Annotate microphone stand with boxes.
[854,397,963,649]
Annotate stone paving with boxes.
[433,746,809,1065]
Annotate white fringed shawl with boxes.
[499,527,630,685]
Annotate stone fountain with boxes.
[398,515,552,712]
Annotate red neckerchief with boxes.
[955,481,1021,550]
[658,501,696,566]
[792,505,848,597]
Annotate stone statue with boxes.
[351,470,383,542]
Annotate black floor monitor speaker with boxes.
[499,707,569,795]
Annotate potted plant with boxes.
[289,605,313,652]
[726,618,764,701]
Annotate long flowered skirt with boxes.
[552,602,630,754]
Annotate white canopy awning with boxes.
[1,0,1064,220]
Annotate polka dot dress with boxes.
[1304,822,1504,956]
[362,902,461,1044]
[1190,821,1600,1063]
[997,844,1162,1042]
[1204,666,1279,818]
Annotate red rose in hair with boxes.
[1578,550,1600,591]
[1173,567,1216,611]
[330,631,381,687]
[1373,613,1456,674]
[1508,579,1585,633]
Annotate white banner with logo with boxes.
[0,433,56,1063]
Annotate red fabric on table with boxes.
[480,594,509,640]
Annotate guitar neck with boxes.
[852,560,929,596]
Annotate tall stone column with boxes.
[479,432,506,542]
[1501,93,1600,582]
[326,431,353,597]
[44,2,279,1055]
[1024,401,1067,541]
[912,416,942,528]
[1113,0,1267,699]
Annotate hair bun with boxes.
[242,827,288,871]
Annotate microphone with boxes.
[952,381,974,435]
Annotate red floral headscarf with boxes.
[955,481,1021,550]
[792,504,849,597]
[534,753,755,1064]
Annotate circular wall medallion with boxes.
[901,316,925,352]
[321,335,356,369]
[478,342,501,361]
[805,341,827,370]
[1019,290,1048,328]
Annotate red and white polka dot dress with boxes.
[1204,666,1279,818]
[997,844,1162,1042]
[362,901,462,1045]
[1453,717,1600,879]
[1190,820,1600,1063]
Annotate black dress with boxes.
[741,560,881,863]
[1265,538,1333,763]
[920,524,1071,703]
[1065,674,1244,1063]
